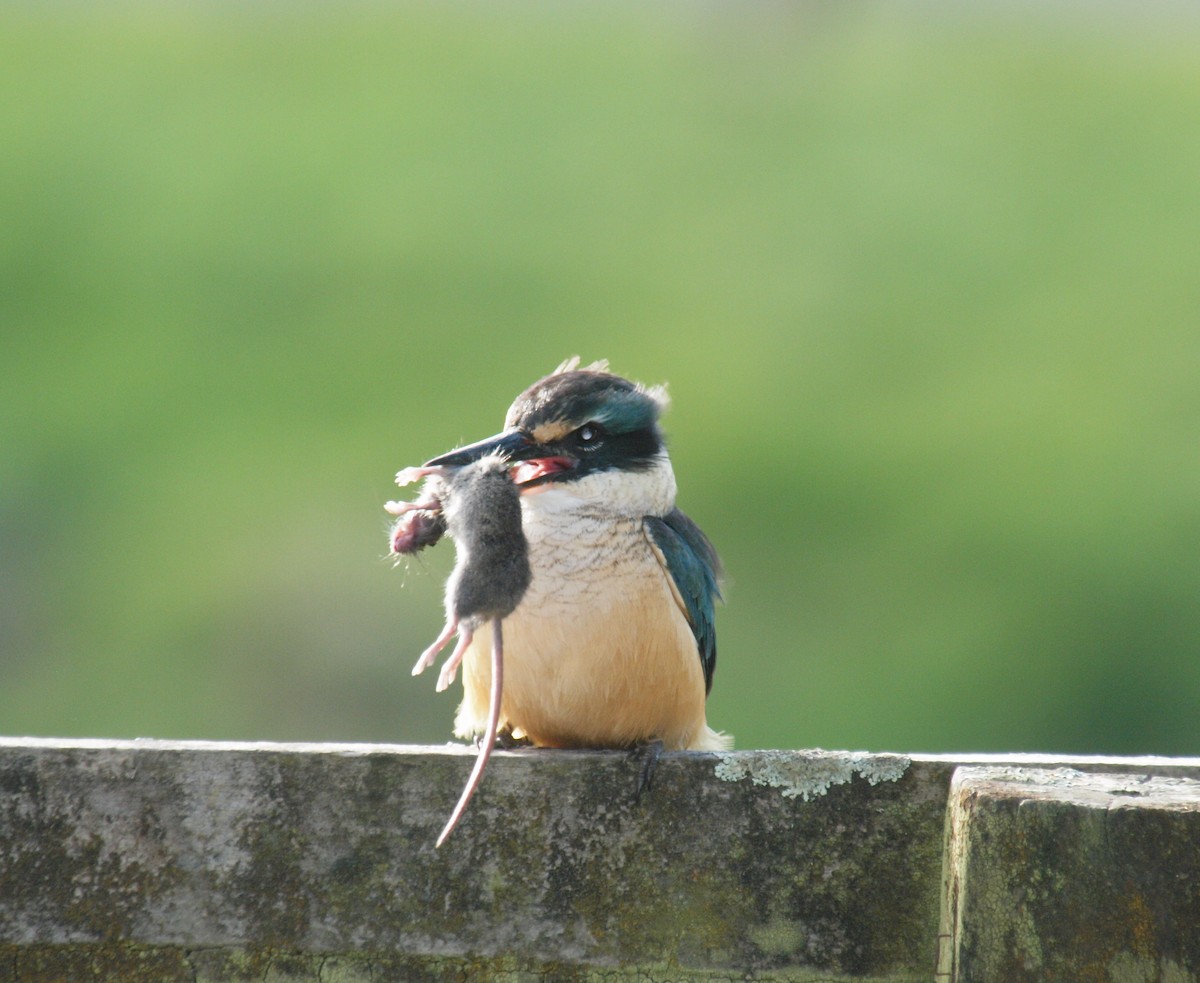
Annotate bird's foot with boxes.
[628,738,665,801]
[493,727,531,749]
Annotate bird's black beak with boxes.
[423,429,534,468]
[425,429,578,488]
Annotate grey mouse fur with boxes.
[441,455,531,630]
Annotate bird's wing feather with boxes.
[645,508,721,693]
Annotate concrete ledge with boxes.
[3,739,1200,982]
[939,767,1200,983]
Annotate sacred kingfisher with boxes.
[398,357,730,753]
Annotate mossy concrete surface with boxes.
[0,739,941,981]
[939,767,1200,983]
[3,741,1200,982]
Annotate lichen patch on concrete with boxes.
[713,750,911,800]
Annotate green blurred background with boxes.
[3,2,1198,755]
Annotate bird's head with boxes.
[424,358,677,516]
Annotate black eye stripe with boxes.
[538,424,662,482]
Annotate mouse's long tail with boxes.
[436,618,503,848]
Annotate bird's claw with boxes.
[494,728,531,749]
[629,739,665,801]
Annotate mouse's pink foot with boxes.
[435,628,475,693]
[412,619,457,676]
[395,465,442,488]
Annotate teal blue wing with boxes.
[645,508,722,694]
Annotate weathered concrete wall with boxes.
[2,739,1199,982]
[939,767,1200,983]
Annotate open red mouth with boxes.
[510,456,575,486]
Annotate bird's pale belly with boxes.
[452,524,718,750]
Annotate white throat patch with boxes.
[520,451,677,521]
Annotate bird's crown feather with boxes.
[505,357,669,436]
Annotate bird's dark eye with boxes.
[576,423,604,449]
